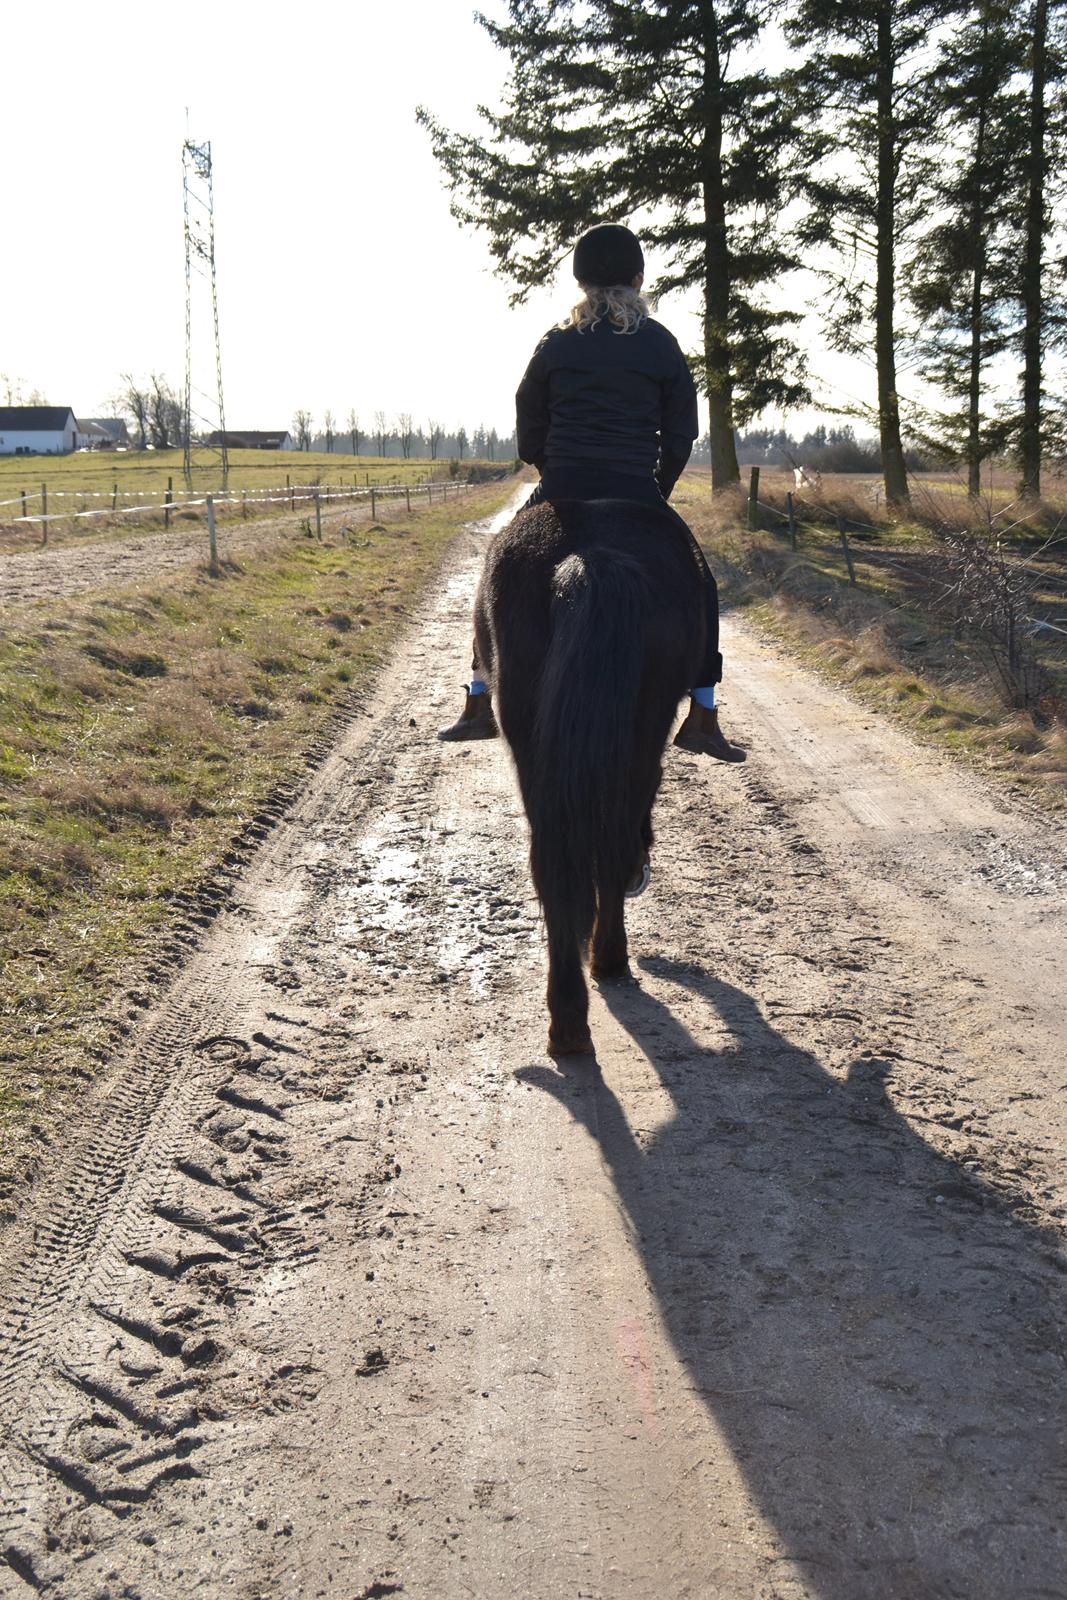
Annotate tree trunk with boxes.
[966,252,986,498]
[700,0,741,493]
[966,84,990,500]
[1018,0,1047,501]
[875,2,910,507]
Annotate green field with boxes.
[0,448,504,552]
[0,446,475,499]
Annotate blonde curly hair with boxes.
[565,283,651,336]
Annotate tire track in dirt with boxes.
[0,491,1065,1597]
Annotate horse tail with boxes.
[529,548,645,951]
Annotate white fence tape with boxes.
[26,483,420,501]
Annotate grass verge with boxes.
[672,476,1067,810]
[0,478,518,1210]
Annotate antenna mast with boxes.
[182,135,228,489]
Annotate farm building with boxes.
[205,429,294,450]
[0,406,79,456]
[75,420,115,450]
[78,417,131,449]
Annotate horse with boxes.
[473,497,704,1056]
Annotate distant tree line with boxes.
[290,410,517,461]
[420,0,1067,506]
[105,386,518,463]
[721,424,929,473]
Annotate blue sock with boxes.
[469,678,488,696]
[692,685,716,709]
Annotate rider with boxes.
[438,222,745,763]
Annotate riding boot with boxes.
[673,700,746,762]
[437,686,499,742]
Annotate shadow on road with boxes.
[518,958,1067,1600]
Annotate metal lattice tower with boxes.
[182,135,228,489]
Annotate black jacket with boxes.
[515,315,698,494]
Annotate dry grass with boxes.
[707,463,1067,545]
[675,472,1067,808]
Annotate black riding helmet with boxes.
[573,223,644,287]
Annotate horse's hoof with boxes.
[547,1029,595,1058]
[591,957,630,982]
[625,856,650,898]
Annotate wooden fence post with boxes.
[287,473,294,511]
[747,467,760,531]
[40,482,48,546]
[786,490,797,550]
[164,476,172,529]
[113,481,119,513]
[370,486,377,520]
[837,515,856,585]
[20,490,27,523]
[314,491,322,540]
[426,483,432,504]
[405,484,411,514]
[207,494,219,576]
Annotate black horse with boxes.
[474,498,704,1055]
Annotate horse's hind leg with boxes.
[591,886,628,980]
[592,776,658,980]
[546,930,593,1056]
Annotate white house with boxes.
[83,418,131,449]
[0,406,79,456]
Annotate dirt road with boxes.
[1,494,1065,1598]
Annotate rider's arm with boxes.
[657,342,699,497]
[515,340,550,468]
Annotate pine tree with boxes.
[907,0,1025,495]
[418,1,809,493]
[1016,0,1067,499]
[787,0,954,507]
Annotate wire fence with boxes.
[740,470,1067,644]
[0,472,485,549]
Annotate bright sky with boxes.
[3,0,883,440]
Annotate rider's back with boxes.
[516,317,697,481]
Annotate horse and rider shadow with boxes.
[478,494,1065,1591]
[518,959,1067,1600]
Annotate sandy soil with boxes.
[0,493,1064,1598]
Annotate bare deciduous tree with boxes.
[427,419,444,461]
[396,413,414,459]
[928,520,1054,713]
[374,410,388,457]
[347,409,361,456]
[456,425,468,461]
[292,410,313,452]
[323,409,335,453]
[148,374,183,449]
[119,375,151,450]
